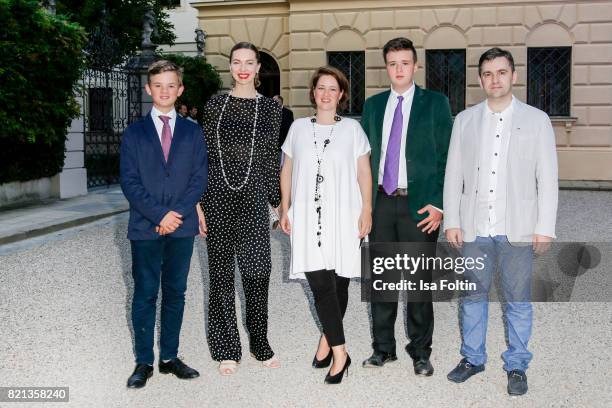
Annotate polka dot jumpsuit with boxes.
[200,93,281,362]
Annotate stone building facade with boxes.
[192,0,612,180]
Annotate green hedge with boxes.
[0,0,86,184]
[161,53,222,124]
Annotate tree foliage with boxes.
[0,0,86,183]
[161,53,223,123]
[55,0,176,66]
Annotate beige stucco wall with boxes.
[193,0,612,180]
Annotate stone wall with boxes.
[195,0,612,180]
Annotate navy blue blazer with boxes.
[120,113,208,240]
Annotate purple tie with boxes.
[159,115,172,162]
[382,95,404,195]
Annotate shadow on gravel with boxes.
[273,230,321,333]
[113,223,136,360]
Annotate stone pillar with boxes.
[126,5,159,120]
[55,93,87,198]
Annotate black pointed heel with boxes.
[312,350,332,368]
[324,354,351,384]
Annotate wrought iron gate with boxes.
[82,16,142,188]
[83,68,141,188]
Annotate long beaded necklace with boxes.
[311,114,341,247]
[216,89,259,191]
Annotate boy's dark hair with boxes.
[147,60,183,85]
[309,66,350,110]
[478,48,515,75]
[383,37,417,63]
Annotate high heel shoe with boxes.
[324,354,351,384]
[312,350,332,368]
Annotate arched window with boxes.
[257,51,280,98]
[424,27,467,115]
[527,24,573,117]
[326,29,366,116]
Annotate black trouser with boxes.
[305,269,350,347]
[370,194,439,360]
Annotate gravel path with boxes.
[1,190,611,407]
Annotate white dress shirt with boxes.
[378,84,415,189]
[150,106,177,142]
[476,97,515,237]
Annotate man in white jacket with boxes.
[443,48,558,396]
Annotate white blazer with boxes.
[443,98,558,243]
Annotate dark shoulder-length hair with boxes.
[308,66,349,111]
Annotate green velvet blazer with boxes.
[360,85,453,222]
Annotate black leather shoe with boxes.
[447,358,485,383]
[413,358,434,376]
[127,364,153,389]
[507,370,528,396]
[159,358,200,379]
[362,351,398,368]
[312,350,332,368]
[324,354,351,384]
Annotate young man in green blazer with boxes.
[361,38,453,376]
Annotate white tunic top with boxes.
[281,117,371,279]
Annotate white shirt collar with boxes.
[151,106,177,121]
[485,95,515,116]
[390,82,416,100]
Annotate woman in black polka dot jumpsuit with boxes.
[198,42,281,375]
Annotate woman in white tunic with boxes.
[280,66,372,384]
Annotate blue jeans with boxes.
[459,235,533,372]
[130,236,194,364]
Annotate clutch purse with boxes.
[269,204,280,230]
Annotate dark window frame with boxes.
[425,49,466,116]
[257,51,280,98]
[327,51,365,116]
[527,46,572,117]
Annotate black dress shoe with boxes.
[413,358,434,376]
[127,364,153,389]
[324,354,351,384]
[507,370,528,396]
[159,358,200,379]
[312,350,332,368]
[447,358,485,383]
[362,351,398,368]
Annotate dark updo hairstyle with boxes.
[229,42,261,87]
[309,66,350,111]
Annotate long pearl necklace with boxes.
[216,89,259,191]
[311,114,341,247]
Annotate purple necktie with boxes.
[382,95,404,195]
[159,115,172,162]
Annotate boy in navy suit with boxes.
[120,60,208,388]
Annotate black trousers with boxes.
[305,269,350,347]
[370,194,439,360]
[203,185,274,362]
